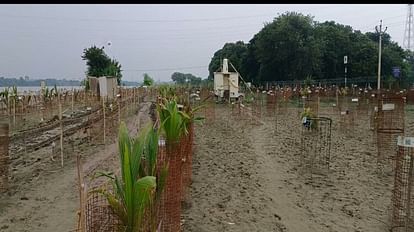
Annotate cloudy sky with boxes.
[0,4,409,82]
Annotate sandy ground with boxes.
[183,102,414,232]
[0,100,152,232]
[1,97,414,232]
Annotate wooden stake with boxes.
[13,97,16,127]
[103,96,106,145]
[118,92,121,124]
[7,97,10,117]
[76,154,86,232]
[59,91,64,167]
[21,99,23,119]
[336,88,339,108]
[0,123,10,193]
[317,95,320,116]
[71,88,74,113]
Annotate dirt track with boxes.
[1,99,414,232]
[0,101,152,232]
[183,103,414,232]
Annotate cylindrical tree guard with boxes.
[376,96,405,174]
[301,117,332,178]
[0,123,9,193]
[181,123,194,201]
[266,93,276,118]
[85,189,121,232]
[163,140,182,232]
[156,141,167,231]
[391,136,414,232]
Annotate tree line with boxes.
[208,12,414,87]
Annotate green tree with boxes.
[208,41,248,79]
[253,12,322,82]
[104,59,123,85]
[314,21,353,79]
[171,72,203,86]
[240,34,260,83]
[171,72,187,84]
[82,46,111,77]
[82,45,123,84]
[208,11,408,85]
[142,73,154,86]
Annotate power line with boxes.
[0,12,275,23]
[123,65,207,72]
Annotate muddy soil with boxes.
[182,103,414,232]
[0,100,153,232]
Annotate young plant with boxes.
[136,123,168,231]
[301,107,317,130]
[157,98,190,143]
[93,122,157,232]
[0,87,9,107]
[156,98,190,231]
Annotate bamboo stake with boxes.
[102,96,106,146]
[59,91,64,167]
[118,91,121,124]
[133,88,135,105]
[21,99,23,119]
[7,97,10,117]
[13,97,16,127]
[317,95,320,116]
[71,88,74,113]
[336,88,339,108]
[76,154,86,232]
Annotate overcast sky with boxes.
[0,4,409,82]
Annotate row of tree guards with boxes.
[1,84,414,230]
[207,87,414,231]
[0,86,151,133]
[74,87,214,232]
[0,86,157,194]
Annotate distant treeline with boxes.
[0,77,139,87]
[209,11,414,88]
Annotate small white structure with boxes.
[89,76,118,99]
[214,58,241,101]
[99,76,118,99]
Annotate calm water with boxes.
[1,85,135,94]
[12,86,83,94]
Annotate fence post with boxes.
[72,88,74,113]
[76,154,86,232]
[102,96,106,146]
[0,123,9,193]
[59,91,64,167]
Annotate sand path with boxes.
[182,104,410,232]
[0,101,152,232]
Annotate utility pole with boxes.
[375,20,387,93]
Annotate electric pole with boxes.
[375,20,387,93]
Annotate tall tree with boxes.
[142,73,154,86]
[207,11,409,86]
[171,72,203,86]
[253,12,322,82]
[82,46,111,77]
[208,41,248,79]
[82,45,123,84]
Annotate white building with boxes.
[213,58,241,101]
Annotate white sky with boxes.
[0,4,408,82]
